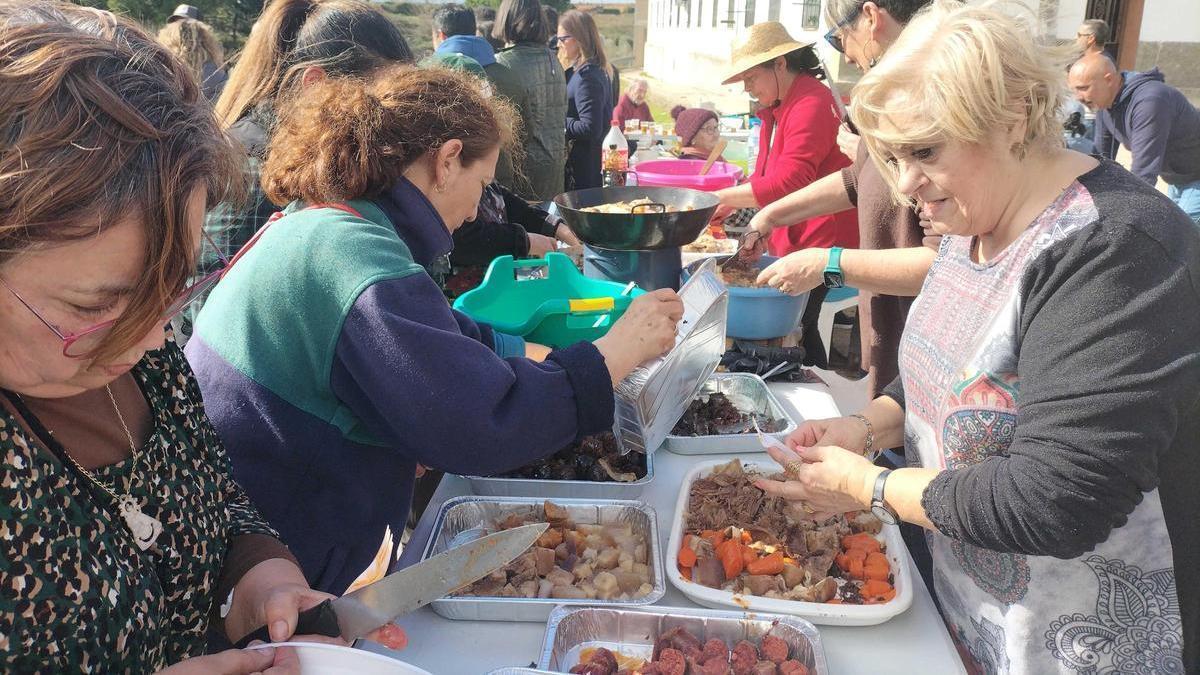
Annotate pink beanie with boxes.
[671,105,719,147]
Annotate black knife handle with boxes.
[233,599,342,648]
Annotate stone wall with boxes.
[1133,40,1200,103]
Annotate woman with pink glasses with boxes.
[0,2,374,671]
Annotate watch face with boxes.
[823,271,844,289]
[871,503,898,526]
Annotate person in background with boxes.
[542,4,558,47]
[0,2,362,671]
[713,22,857,368]
[453,181,581,269]
[557,10,614,190]
[1076,18,1109,57]
[156,16,226,102]
[176,0,414,343]
[493,0,568,200]
[759,3,1198,672]
[613,77,653,128]
[187,66,683,596]
[1069,52,1200,223]
[671,105,722,161]
[427,3,524,190]
[741,0,936,400]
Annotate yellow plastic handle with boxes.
[569,297,615,313]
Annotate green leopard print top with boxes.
[0,340,280,672]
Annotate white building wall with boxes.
[1140,0,1200,43]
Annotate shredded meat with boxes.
[684,460,791,541]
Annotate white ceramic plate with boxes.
[666,460,915,626]
[245,642,431,675]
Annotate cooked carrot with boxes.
[742,546,758,566]
[719,540,744,580]
[746,551,785,576]
[826,598,844,605]
[846,556,865,580]
[680,565,692,581]
[862,579,894,598]
[741,530,752,543]
[864,552,889,581]
[842,532,882,554]
[678,541,698,569]
[701,530,725,548]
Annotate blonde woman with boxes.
[556,9,614,189]
[156,17,226,102]
[756,2,1199,672]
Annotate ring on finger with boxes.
[800,501,815,514]
[785,460,804,477]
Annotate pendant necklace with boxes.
[8,385,163,551]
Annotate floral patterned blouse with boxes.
[0,340,280,672]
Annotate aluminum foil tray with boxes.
[422,497,665,622]
[464,449,653,499]
[484,669,559,674]
[665,373,797,454]
[615,258,727,454]
[538,605,828,674]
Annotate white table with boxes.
[366,380,966,675]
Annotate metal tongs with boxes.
[718,229,765,271]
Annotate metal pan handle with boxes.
[630,202,667,214]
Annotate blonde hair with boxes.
[850,0,1075,201]
[156,17,223,85]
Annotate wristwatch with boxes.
[870,469,899,525]
[823,247,845,288]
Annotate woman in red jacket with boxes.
[714,22,857,367]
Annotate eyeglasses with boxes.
[2,230,229,358]
[699,122,720,133]
[824,1,865,54]
[551,34,572,49]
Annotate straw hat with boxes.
[720,22,813,85]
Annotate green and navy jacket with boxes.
[186,178,614,594]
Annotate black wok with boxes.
[553,186,721,250]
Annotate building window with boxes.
[725,0,734,26]
[768,0,779,22]
[800,0,820,30]
[711,0,719,28]
[744,0,756,26]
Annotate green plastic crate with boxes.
[453,253,645,348]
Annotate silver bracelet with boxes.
[850,413,876,459]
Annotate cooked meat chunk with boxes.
[752,661,778,675]
[731,640,760,675]
[696,657,730,675]
[759,636,789,664]
[701,638,729,664]
[778,660,809,675]
[654,648,687,675]
[744,574,785,596]
[693,557,726,589]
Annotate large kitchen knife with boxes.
[818,54,858,134]
[234,522,549,647]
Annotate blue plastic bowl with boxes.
[684,256,808,340]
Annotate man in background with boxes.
[1076,18,1109,57]
[613,77,653,128]
[427,3,524,190]
[1069,52,1200,223]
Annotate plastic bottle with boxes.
[746,118,762,174]
[601,121,629,187]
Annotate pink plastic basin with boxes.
[633,159,744,191]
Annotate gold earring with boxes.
[436,184,447,193]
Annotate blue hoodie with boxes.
[435,34,496,68]
[1094,68,1200,187]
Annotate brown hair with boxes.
[213,0,413,129]
[263,65,517,205]
[0,1,243,360]
[558,10,610,79]
[156,17,224,85]
[493,0,549,46]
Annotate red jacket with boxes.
[750,74,858,255]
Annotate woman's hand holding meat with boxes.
[593,289,684,385]
[754,442,883,521]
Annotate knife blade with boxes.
[818,55,858,134]
[234,522,549,647]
